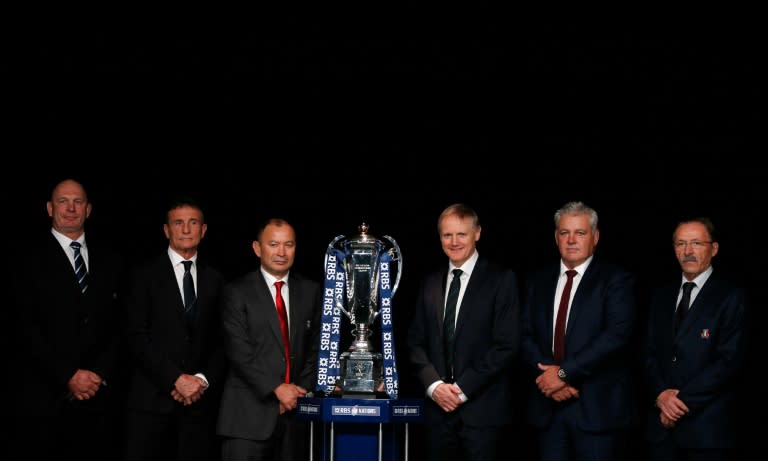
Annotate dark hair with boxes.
[673,217,717,243]
[166,197,205,224]
[256,218,292,241]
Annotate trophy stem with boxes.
[351,324,372,352]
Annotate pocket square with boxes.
[700,328,711,339]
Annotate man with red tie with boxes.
[217,218,321,461]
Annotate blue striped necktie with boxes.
[70,241,89,294]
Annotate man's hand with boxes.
[432,382,463,413]
[535,363,567,397]
[172,374,207,405]
[274,383,307,413]
[67,369,103,401]
[655,388,689,423]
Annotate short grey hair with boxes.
[554,201,598,232]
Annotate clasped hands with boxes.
[172,373,207,406]
[536,363,579,402]
[433,382,464,413]
[67,369,105,401]
[655,389,689,429]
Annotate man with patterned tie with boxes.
[123,197,226,461]
[408,203,521,461]
[644,217,746,461]
[217,218,321,461]
[520,201,636,461]
[14,178,125,460]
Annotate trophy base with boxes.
[338,349,384,397]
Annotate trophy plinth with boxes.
[339,325,384,398]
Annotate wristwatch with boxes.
[557,367,568,382]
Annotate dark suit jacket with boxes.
[216,270,321,441]
[124,252,226,415]
[407,257,521,427]
[14,231,124,448]
[521,259,636,431]
[17,231,124,401]
[644,271,745,448]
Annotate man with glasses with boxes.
[644,217,746,461]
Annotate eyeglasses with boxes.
[674,240,712,250]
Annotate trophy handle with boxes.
[382,235,402,296]
[326,234,354,322]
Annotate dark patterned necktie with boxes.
[443,269,463,382]
[674,282,695,334]
[70,241,89,294]
[182,260,196,318]
[553,270,577,362]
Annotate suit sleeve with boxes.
[125,266,182,392]
[407,278,442,389]
[297,282,322,391]
[220,282,283,399]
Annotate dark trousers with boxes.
[426,411,503,461]
[19,391,119,461]
[123,406,218,461]
[648,436,734,461]
[221,413,309,461]
[538,402,627,461]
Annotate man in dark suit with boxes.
[520,201,636,461]
[217,218,321,461]
[407,203,521,461]
[123,197,227,461]
[14,178,125,460]
[644,217,746,461]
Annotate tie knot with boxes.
[275,280,285,291]
[182,260,193,273]
[565,270,577,280]
[452,269,463,278]
[682,281,695,294]
[70,241,81,251]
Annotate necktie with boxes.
[675,282,696,334]
[553,270,577,363]
[70,241,89,294]
[275,281,291,383]
[182,260,196,318]
[443,268,463,383]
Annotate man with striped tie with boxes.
[14,178,125,460]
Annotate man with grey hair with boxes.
[521,201,636,460]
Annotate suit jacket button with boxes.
[671,356,677,362]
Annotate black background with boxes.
[13,21,766,459]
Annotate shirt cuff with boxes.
[195,373,209,388]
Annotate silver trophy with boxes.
[328,223,402,397]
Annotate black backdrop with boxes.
[12,23,766,460]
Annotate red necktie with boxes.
[274,281,291,383]
[553,270,577,363]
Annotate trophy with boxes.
[316,223,402,399]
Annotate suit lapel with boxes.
[257,273,284,346]
[565,261,596,334]
[540,265,560,352]
[433,269,449,333]
[454,258,487,336]
[287,275,303,352]
[674,274,719,340]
